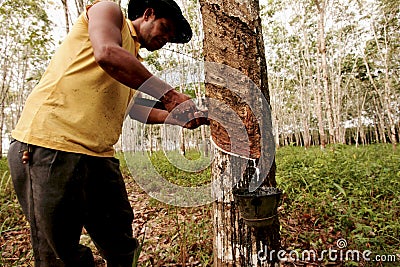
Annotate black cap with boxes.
[128,0,192,43]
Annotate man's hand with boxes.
[165,111,210,129]
[161,90,200,121]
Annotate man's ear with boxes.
[143,8,155,20]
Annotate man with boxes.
[7,0,205,266]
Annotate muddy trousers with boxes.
[7,140,138,267]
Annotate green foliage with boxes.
[132,234,145,267]
[123,149,211,188]
[150,150,211,187]
[0,158,12,202]
[276,144,400,264]
[0,0,54,55]
[143,51,164,72]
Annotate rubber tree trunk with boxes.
[198,0,279,265]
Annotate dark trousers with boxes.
[7,140,138,267]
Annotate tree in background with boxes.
[264,0,399,148]
[59,0,90,34]
[362,0,399,149]
[0,0,53,157]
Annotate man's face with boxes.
[139,12,176,51]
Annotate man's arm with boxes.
[130,104,209,129]
[87,1,193,112]
[88,2,153,91]
[129,104,169,124]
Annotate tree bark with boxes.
[199,0,278,265]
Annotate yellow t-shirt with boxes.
[12,6,140,157]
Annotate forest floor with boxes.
[0,176,357,267]
[1,144,399,266]
[0,176,214,267]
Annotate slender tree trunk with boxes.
[0,57,10,158]
[299,22,314,149]
[0,113,4,157]
[180,128,186,155]
[61,0,70,34]
[74,0,85,15]
[270,78,281,149]
[380,25,397,149]
[149,125,153,155]
[315,59,326,148]
[315,0,335,145]
[199,0,278,265]
[363,56,389,144]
